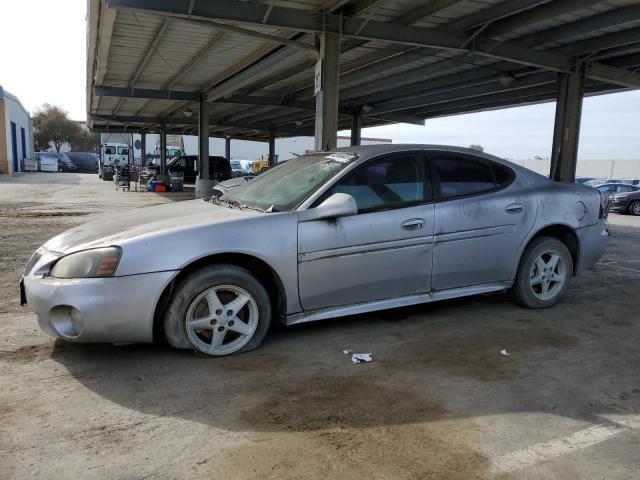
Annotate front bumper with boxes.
[575,220,608,274]
[23,271,177,344]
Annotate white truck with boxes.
[99,143,130,180]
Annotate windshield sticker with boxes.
[325,152,355,163]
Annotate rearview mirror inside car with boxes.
[298,193,358,222]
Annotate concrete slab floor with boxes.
[1,172,638,479]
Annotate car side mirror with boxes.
[298,193,358,222]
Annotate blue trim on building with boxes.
[10,122,19,173]
[21,127,26,161]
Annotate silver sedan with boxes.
[22,145,608,356]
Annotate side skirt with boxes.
[286,281,513,326]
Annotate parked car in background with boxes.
[22,145,609,357]
[230,160,246,177]
[575,177,596,185]
[56,154,76,172]
[49,153,77,173]
[66,152,99,173]
[583,178,624,187]
[164,155,232,183]
[610,190,640,216]
[593,183,640,197]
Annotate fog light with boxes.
[50,305,83,338]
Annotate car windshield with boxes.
[118,146,129,155]
[222,153,354,211]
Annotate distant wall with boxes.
[515,158,640,179]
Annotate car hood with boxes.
[43,199,260,254]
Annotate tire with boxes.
[513,236,573,309]
[163,264,272,356]
[629,201,640,216]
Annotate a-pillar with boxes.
[550,62,585,183]
[314,31,341,152]
[196,95,215,198]
[225,136,231,160]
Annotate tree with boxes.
[70,129,101,153]
[469,144,484,152]
[33,104,81,153]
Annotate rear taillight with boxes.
[598,191,606,219]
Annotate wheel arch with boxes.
[513,223,580,279]
[152,252,287,343]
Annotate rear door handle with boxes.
[401,218,425,230]
[505,203,524,213]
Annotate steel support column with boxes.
[140,132,146,166]
[196,95,213,197]
[159,121,167,175]
[550,64,585,183]
[314,31,341,151]
[268,130,276,166]
[225,136,231,160]
[350,108,361,146]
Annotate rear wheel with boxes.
[513,236,573,309]
[164,264,271,356]
[629,201,640,216]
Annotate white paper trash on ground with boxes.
[352,353,373,364]
[500,349,510,356]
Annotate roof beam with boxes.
[368,71,558,115]
[105,0,640,88]
[113,17,171,115]
[88,113,312,136]
[518,5,640,48]
[104,0,568,72]
[446,0,551,33]
[480,0,604,39]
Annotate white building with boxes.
[0,85,33,174]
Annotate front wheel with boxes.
[513,236,573,309]
[164,264,272,356]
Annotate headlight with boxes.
[50,247,122,278]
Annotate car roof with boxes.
[327,143,543,182]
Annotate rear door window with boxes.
[432,153,513,199]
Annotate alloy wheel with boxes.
[185,285,259,355]
[529,250,567,301]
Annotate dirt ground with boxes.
[1,173,639,479]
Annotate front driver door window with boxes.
[297,152,435,311]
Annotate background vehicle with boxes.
[575,177,596,184]
[610,190,640,216]
[165,155,232,183]
[593,183,640,198]
[230,160,247,177]
[66,152,99,173]
[23,145,608,357]
[54,153,77,173]
[99,143,129,179]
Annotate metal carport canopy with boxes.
[87,0,640,144]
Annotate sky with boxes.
[1,0,639,160]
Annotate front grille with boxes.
[24,252,42,276]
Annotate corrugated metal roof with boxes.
[87,0,640,139]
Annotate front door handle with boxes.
[401,218,425,230]
[505,203,524,213]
